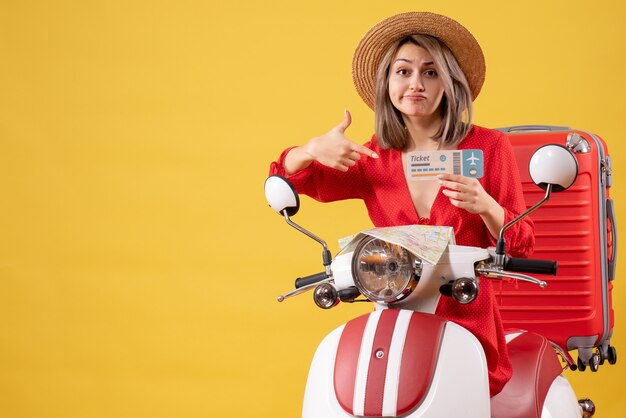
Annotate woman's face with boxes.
[388,43,445,120]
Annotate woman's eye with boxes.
[424,69,438,77]
[396,69,409,76]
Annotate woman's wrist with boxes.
[480,198,505,239]
[284,145,316,175]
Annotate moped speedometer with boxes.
[351,236,418,303]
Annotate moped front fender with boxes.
[302,309,490,418]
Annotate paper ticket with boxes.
[405,149,484,181]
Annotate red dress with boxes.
[269,125,534,396]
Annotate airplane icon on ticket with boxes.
[466,152,480,165]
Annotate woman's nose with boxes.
[409,74,425,91]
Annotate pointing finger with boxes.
[351,143,379,159]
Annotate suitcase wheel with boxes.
[589,353,600,372]
[597,345,618,366]
[577,353,601,372]
[608,345,617,365]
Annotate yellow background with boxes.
[1,0,625,417]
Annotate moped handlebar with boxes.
[295,272,328,289]
[505,257,557,276]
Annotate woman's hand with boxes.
[438,173,505,238]
[284,110,378,174]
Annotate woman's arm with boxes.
[437,173,505,239]
[437,132,534,256]
[269,111,378,203]
[282,110,378,175]
[482,134,535,257]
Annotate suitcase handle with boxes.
[496,125,571,133]
[607,198,618,281]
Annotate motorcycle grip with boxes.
[295,272,327,289]
[505,257,557,276]
[338,287,361,302]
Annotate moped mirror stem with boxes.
[494,184,553,267]
[283,211,333,276]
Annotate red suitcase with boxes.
[495,125,617,371]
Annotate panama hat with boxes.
[352,12,486,109]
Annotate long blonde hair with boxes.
[374,34,473,150]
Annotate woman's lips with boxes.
[404,94,426,100]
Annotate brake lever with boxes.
[476,267,547,288]
[277,278,334,302]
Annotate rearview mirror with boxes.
[264,175,300,216]
[495,144,579,262]
[529,144,578,192]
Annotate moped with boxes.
[264,145,595,418]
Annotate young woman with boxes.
[269,12,533,397]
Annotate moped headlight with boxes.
[351,236,417,302]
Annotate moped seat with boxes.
[491,331,563,418]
